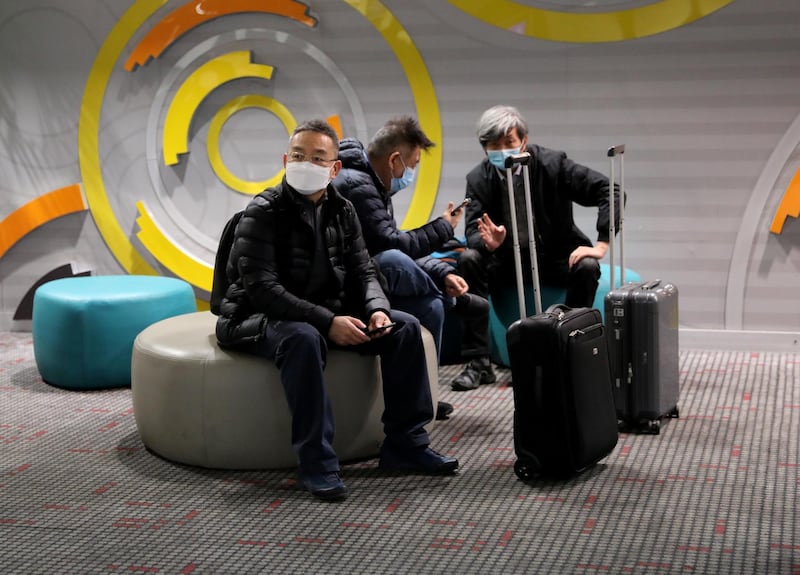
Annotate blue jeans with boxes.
[374,250,447,362]
[236,309,433,474]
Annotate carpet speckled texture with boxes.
[1,332,798,574]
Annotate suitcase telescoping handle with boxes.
[505,152,543,319]
[607,144,626,289]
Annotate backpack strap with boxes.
[210,210,244,316]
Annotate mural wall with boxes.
[1,0,799,333]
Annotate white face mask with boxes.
[285,161,332,195]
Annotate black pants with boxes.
[457,248,601,357]
[235,309,433,474]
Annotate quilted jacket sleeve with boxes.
[336,169,455,259]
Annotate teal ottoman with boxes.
[489,264,642,367]
[32,275,197,389]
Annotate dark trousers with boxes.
[457,248,601,357]
[237,309,433,474]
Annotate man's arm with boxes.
[558,154,621,245]
[339,173,455,258]
[340,203,392,318]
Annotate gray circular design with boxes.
[142,28,369,255]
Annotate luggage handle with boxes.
[545,303,569,320]
[607,145,625,289]
[643,279,661,290]
[505,152,543,319]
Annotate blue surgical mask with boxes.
[390,156,416,194]
[487,148,519,170]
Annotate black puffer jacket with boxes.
[215,181,390,347]
[334,138,457,288]
[464,144,618,262]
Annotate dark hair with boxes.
[367,115,435,158]
[291,119,340,153]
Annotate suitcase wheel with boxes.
[514,458,537,481]
[646,419,661,434]
[668,406,680,419]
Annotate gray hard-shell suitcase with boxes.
[603,146,680,434]
[504,152,619,479]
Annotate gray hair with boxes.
[476,105,528,147]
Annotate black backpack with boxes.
[210,210,244,316]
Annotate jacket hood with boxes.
[336,137,387,195]
[338,138,371,172]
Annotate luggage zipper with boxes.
[568,323,603,338]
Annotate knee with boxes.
[275,323,326,364]
[376,249,413,270]
[390,311,422,338]
[457,248,484,275]
[572,257,600,282]
[458,248,481,266]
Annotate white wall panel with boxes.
[0,0,799,335]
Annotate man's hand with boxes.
[328,315,371,346]
[443,273,468,298]
[441,201,462,229]
[477,213,506,251]
[568,241,608,269]
[363,311,394,339]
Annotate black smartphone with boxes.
[363,322,397,336]
[450,197,472,216]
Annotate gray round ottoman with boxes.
[131,311,439,470]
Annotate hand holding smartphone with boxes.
[363,322,396,337]
[451,197,471,216]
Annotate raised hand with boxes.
[477,213,506,251]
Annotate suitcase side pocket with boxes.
[564,324,619,472]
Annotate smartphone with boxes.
[363,322,397,336]
[450,197,472,216]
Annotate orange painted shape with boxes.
[770,167,800,235]
[124,0,317,71]
[326,114,343,140]
[0,184,88,259]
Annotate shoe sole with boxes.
[451,382,479,392]
[311,488,349,501]
[378,461,460,475]
[298,480,350,501]
[452,369,495,391]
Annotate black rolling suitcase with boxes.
[504,153,619,480]
[604,145,680,434]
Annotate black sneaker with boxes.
[436,401,454,420]
[451,357,496,392]
[298,471,349,501]
[378,443,459,475]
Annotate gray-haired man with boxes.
[453,105,620,391]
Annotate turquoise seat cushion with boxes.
[32,275,197,389]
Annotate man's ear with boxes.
[330,159,342,178]
[282,153,288,168]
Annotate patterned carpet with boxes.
[1,331,798,574]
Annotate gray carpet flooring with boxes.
[1,332,798,574]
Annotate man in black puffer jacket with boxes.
[216,120,458,502]
[334,116,494,410]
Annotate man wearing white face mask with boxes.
[216,120,459,501]
[334,116,494,417]
[454,105,621,390]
